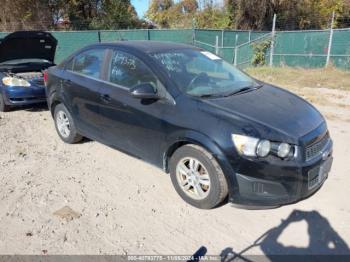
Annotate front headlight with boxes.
[232,134,260,157]
[232,134,293,159]
[277,143,291,158]
[2,77,31,87]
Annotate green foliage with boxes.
[226,0,350,30]
[251,40,271,66]
[146,0,232,29]
[1,0,350,31]
[0,0,53,31]
[0,0,146,31]
[195,5,231,29]
[146,0,199,28]
[90,0,139,29]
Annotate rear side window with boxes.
[68,49,105,79]
[108,50,157,89]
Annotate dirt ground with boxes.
[0,83,350,257]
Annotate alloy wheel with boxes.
[176,157,211,200]
[56,110,71,138]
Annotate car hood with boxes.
[200,84,325,140]
[0,31,57,63]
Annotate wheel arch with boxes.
[163,131,228,173]
[48,91,62,117]
[163,131,237,200]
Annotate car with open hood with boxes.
[0,31,57,112]
[45,41,333,209]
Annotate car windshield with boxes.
[151,49,259,97]
[0,58,51,65]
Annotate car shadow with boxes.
[192,210,349,261]
[188,246,208,261]
[76,137,93,144]
[7,102,48,112]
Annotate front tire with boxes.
[169,144,228,209]
[0,93,10,112]
[54,104,82,144]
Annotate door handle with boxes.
[100,94,112,103]
[62,79,73,86]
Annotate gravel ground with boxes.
[0,87,349,257]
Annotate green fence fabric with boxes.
[100,30,148,42]
[150,29,192,44]
[0,28,349,69]
[54,29,192,63]
[272,30,330,68]
[51,31,99,63]
[195,29,268,47]
[330,29,350,70]
[234,33,272,68]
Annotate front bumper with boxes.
[227,139,333,208]
[2,85,46,106]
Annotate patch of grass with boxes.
[245,66,350,91]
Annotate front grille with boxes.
[305,132,329,161]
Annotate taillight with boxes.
[43,70,48,85]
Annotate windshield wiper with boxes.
[198,93,223,99]
[196,84,263,99]
[223,85,262,97]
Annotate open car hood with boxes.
[0,31,57,63]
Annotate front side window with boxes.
[108,50,157,90]
[151,49,259,97]
[69,49,105,79]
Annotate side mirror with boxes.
[130,83,159,100]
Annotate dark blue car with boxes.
[46,41,333,209]
[0,31,57,112]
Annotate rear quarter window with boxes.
[68,49,105,79]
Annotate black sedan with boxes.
[0,31,57,112]
[45,41,333,209]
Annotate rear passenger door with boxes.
[98,49,170,166]
[63,48,107,140]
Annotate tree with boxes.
[225,0,349,30]
[0,0,53,31]
[91,0,140,29]
[195,2,230,29]
[146,0,175,28]
[146,0,230,29]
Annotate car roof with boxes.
[96,40,199,54]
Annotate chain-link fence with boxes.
[0,26,349,69]
[193,27,350,70]
[192,13,350,70]
[0,29,193,63]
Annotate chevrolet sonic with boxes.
[45,41,333,209]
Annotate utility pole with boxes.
[326,11,335,67]
[269,14,277,67]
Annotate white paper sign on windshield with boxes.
[201,51,221,60]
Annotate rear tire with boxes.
[169,144,228,209]
[0,93,10,112]
[54,104,82,144]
